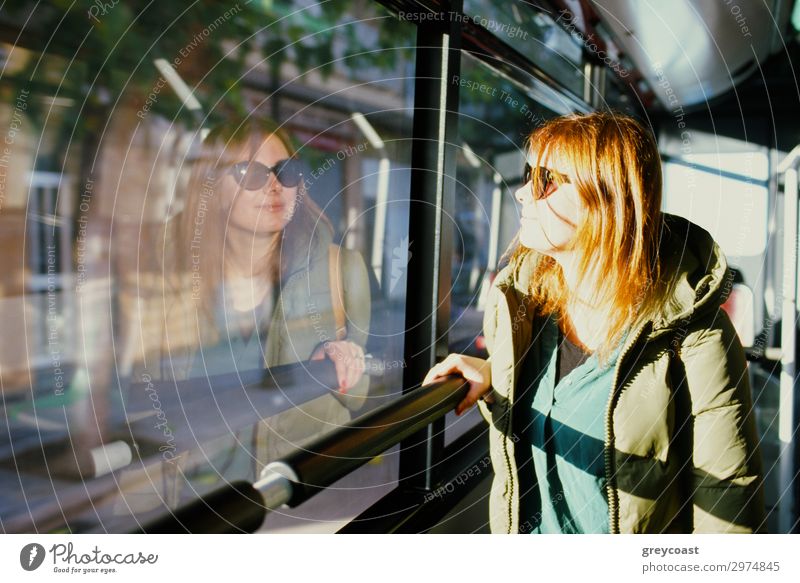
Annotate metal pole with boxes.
[399,5,461,491]
[351,112,390,284]
[478,171,502,311]
[779,165,798,533]
[371,157,390,283]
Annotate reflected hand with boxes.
[310,340,365,393]
[423,354,492,416]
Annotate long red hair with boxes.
[506,112,665,363]
[177,115,332,317]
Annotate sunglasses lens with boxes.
[230,160,303,190]
[537,168,553,200]
[232,162,270,190]
[522,164,551,199]
[524,166,549,200]
[275,159,302,188]
[525,166,570,200]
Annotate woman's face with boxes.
[514,151,585,256]
[221,134,299,236]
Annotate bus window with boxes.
[720,270,756,348]
[445,53,557,446]
[0,0,415,533]
[660,132,769,349]
[464,0,586,97]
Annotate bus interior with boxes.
[1,0,799,534]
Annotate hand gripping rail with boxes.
[138,375,470,533]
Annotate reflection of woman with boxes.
[425,112,765,533]
[175,116,369,392]
[123,116,370,500]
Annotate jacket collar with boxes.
[282,224,334,282]
[494,213,729,340]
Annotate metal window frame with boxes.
[377,0,598,491]
[348,0,598,530]
[396,0,463,492]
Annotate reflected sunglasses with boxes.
[523,163,571,200]
[228,159,303,190]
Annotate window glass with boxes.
[603,76,636,115]
[463,0,585,96]
[660,130,770,181]
[662,161,768,348]
[445,53,557,445]
[0,0,414,532]
[662,163,768,257]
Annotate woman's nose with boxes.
[262,171,281,194]
[514,183,530,205]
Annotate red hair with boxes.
[506,112,665,363]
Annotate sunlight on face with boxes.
[514,151,584,256]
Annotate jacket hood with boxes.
[497,213,730,337]
[651,213,729,333]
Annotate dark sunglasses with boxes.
[229,159,303,190]
[523,163,571,200]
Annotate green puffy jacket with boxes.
[477,213,766,534]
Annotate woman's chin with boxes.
[250,217,290,235]
[519,233,549,254]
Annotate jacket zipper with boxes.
[604,322,649,534]
[503,293,530,533]
[503,302,521,533]
[502,407,515,533]
[604,282,709,533]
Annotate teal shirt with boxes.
[518,316,623,534]
[182,284,278,483]
[186,283,277,379]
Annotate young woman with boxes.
[171,116,369,395]
[120,116,371,511]
[424,112,765,534]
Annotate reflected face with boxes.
[220,134,299,236]
[514,152,584,256]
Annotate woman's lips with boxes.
[257,203,285,212]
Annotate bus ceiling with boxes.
[561,0,795,109]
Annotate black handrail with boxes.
[137,375,469,533]
[118,358,392,461]
[141,481,268,534]
[280,375,469,506]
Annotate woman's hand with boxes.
[310,340,365,393]
[423,354,492,416]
